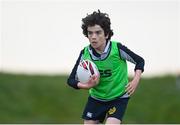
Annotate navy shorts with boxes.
[82,96,129,123]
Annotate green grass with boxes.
[0,72,179,123]
[124,75,180,124]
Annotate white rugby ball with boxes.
[77,59,99,83]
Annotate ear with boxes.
[105,34,109,39]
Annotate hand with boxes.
[125,70,142,96]
[125,80,139,96]
[77,74,99,89]
[86,74,99,88]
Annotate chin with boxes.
[90,43,98,48]
[91,45,99,49]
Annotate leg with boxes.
[105,117,121,124]
[84,120,99,124]
[82,96,107,124]
[105,98,129,124]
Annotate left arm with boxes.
[117,43,145,95]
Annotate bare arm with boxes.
[125,69,142,96]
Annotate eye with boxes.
[96,30,102,35]
[88,31,93,35]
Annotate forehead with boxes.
[87,25,103,32]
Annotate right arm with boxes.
[67,50,98,89]
[67,50,83,89]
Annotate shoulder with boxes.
[111,40,121,45]
[81,45,89,54]
[110,40,123,49]
[113,41,128,51]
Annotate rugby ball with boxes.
[77,59,99,83]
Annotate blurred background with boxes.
[0,0,180,123]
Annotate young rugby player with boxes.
[67,10,145,124]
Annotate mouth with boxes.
[91,41,97,44]
[91,42,98,47]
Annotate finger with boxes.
[128,86,134,93]
[92,75,97,80]
[88,76,93,82]
[125,83,130,88]
[126,86,135,96]
[126,88,132,95]
[125,84,131,92]
[128,89,134,96]
[128,91,132,96]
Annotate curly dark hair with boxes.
[81,10,114,41]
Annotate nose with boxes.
[91,33,97,39]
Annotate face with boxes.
[87,24,108,52]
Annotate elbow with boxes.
[67,78,73,88]
[135,57,145,73]
[67,78,79,89]
[142,57,145,68]
[67,78,71,86]
[141,57,145,72]
[141,57,145,67]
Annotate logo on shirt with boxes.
[99,69,112,77]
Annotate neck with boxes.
[95,42,107,54]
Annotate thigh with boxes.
[107,97,129,122]
[82,96,107,123]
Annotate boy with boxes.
[67,10,145,124]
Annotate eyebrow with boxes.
[87,30,102,33]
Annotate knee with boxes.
[105,117,121,124]
[84,120,99,124]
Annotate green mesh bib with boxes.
[83,41,128,100]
